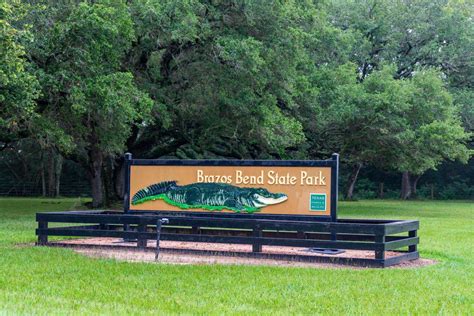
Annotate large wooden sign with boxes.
[124,154,339,220]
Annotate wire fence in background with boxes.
[0,182,91,197]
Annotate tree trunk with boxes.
[114,157,125,200]
[47,150,56,197]
[41,157,46,197]
[89,148,104,208]
[103,157,117,207]
[411,175,421,199]
[378,182,384,199]
[345,162,362,200]
[45,149,63,197]
[400,171,411,200]
[55,155,63,197]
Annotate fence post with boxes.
[137,223,148,249]
[252,225,262,253]
[37,221,48,245]
[409,230,418,252]
[375,234,385,260]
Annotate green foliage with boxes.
[260,103,305,156]
[1,0,472,201]
[50,0,134,75]
[128,0,347,158]
[17,0,155,205]
[452,88,474,132]
[396,69,471,174]
[323,0,472,195]
[314,63,471,179]
[328,0,474,82]
[0,0,39,142]
[316,64,409,167]
[69,72,153,155]
[437,178,474,199]
[26,0,153,158]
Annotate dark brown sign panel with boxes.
[124,155,339,219]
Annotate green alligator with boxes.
[131,181,288,213]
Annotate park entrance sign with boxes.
[125,155,338,220]
[36,153,420,268]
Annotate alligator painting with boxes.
[131,181,288,213]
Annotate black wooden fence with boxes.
[37,210,419,267]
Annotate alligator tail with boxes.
[132,181,178,205]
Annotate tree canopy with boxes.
[0,1,39,145]
[1,0,472,205]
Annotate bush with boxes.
[437,179,474,200]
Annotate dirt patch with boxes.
[49,237,436,269]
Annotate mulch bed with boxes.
[47,237,436,269]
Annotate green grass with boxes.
[0,198,472,315]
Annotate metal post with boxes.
[331,153,339,241]
[123,153,132,214]
[123,153,132,240]
[155,218,169,261]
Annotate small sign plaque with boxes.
[310,193,326,211]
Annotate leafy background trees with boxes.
[0,1,39,146]
[0,0,472,206]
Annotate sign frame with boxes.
[123,153,339,222]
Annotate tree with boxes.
[324,0,473,198]
[126,0,350,159]
[68,73,153,205]
[12,0,472,203]
[25,0,153,206]
[0,1,39,146]
[395,69,471,199]
[328,0,473,82]
[312,64,410,199]
[309,63,471,200]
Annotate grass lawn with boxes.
[0,198,472,315]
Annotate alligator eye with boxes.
[253,194,259,198]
